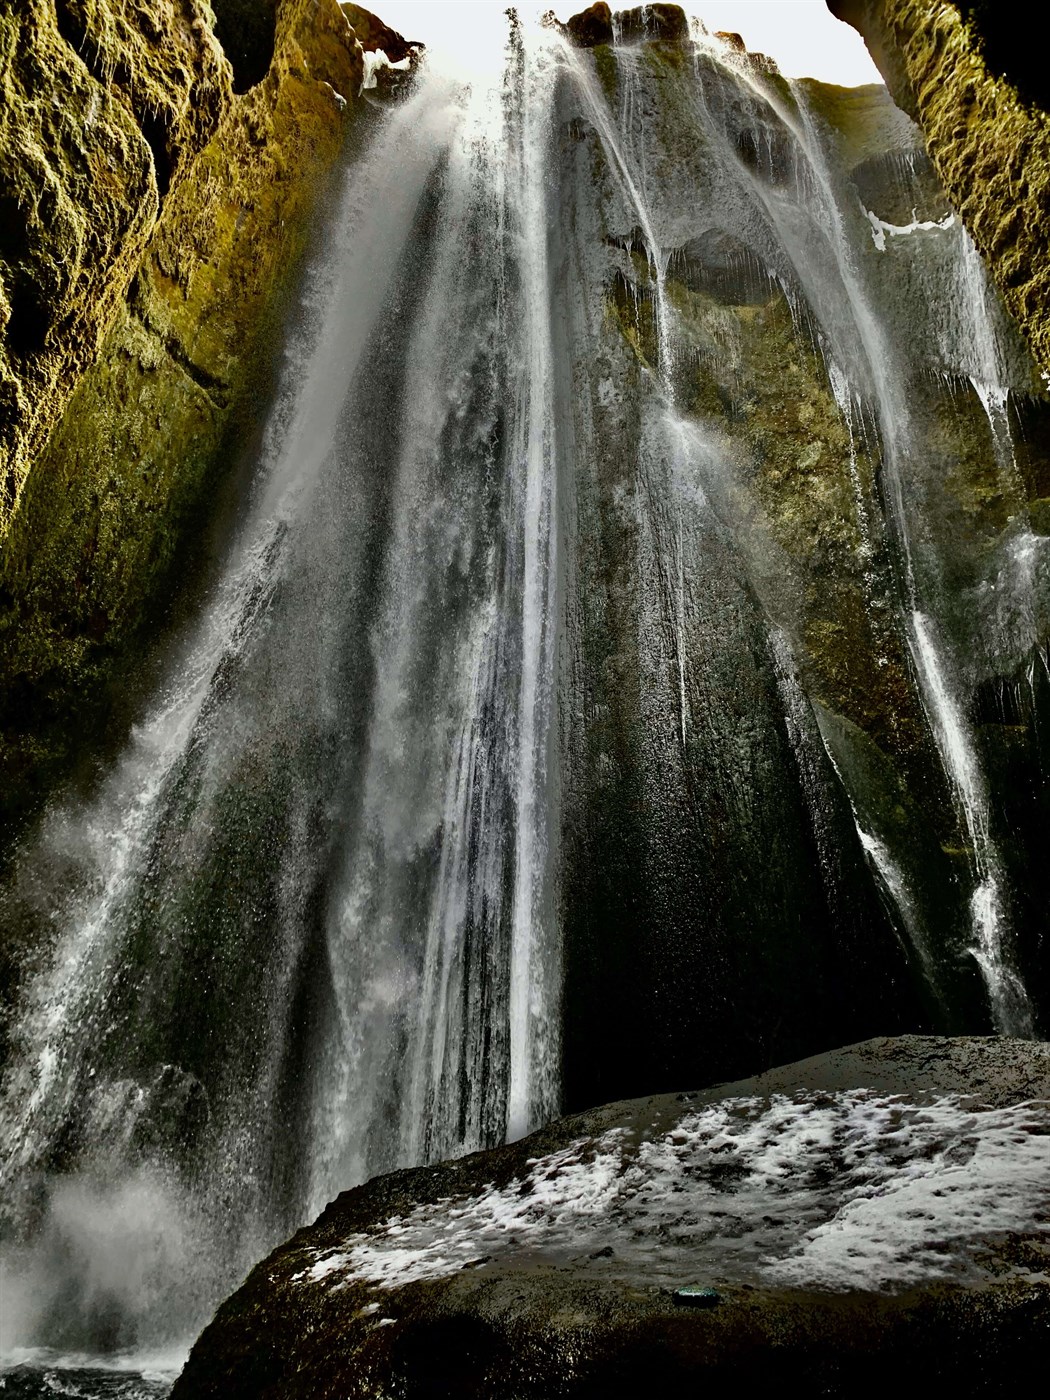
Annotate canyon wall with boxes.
[829,0,1050,381]
[0,1,370,831]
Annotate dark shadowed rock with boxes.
[172,1037,1050,1398]
[564,4,689,48]
[341,3,422,65]
[614,4,689,44]
[565,2,613,47]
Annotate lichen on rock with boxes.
[828,0,1050,383]
[0,0,230,529]
[0,0,376,834]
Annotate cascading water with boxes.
[2,7,1048,1392]
[1,19,561,1380]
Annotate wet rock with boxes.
[341,3,423,66]
[350,3,426,109]
[711,31,779,75]
[172,1037,1050,1399]
[559,2,693,48]
[827,0,1050,381]
[565,1,614,47]
[849,148,951,227]
[614,4,689,45]
[0,0,361,836]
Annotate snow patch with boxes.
[360,49,413,95]
[864,207,956,252]
[299,1092,1050,1296]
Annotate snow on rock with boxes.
[301,1090,1050,1295]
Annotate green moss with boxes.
[0,0,362,833]
[593,43,618,105]
[837,0,1050,383]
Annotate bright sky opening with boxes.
[370,1,882,86]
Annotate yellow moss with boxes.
[0,0,230,532]
[839,0,1050,381]
[0,0,364,825]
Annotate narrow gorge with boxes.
[1,2,1047,1393]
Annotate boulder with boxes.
[172,1037,1050,1397]
[565,2,614,48]
[341,3,423,66]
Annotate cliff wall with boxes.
[829,0,1050,381]
[0,0,368,828]
[0,0,231,529]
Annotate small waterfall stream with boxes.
[2,9,1047,1388]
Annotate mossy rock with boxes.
[0,0,364,834]
[830,0,1050,383]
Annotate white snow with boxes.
[864,206,955,252]
[360,48,413,95]
[298,1092,1050,1296]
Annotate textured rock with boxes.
[0,0,230,530]
[341,1,419,63]
[565,2,613,49]
[614,4,689,46]
[828,0,1050,381]
[0,1,378,835]
[565,5,689,49]
[172,1037,1050,1398]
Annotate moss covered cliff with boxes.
[0,1,230,528]
[0,1,380,831]
[828,0,1050,382]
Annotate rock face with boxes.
[0,2,387,836]
[341,1,420,62]
[0,0,230,526]
[172,1036,1050,1398]
[828,1,1050,381]
[553,27,1049,1100]
[564,3,689,48]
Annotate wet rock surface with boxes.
[172,1037,1050,1398]
[0,0,370,845]
[341,1,421,64]
[828,0,1050,381]
[565,4,688,48]
[555,32,1049,1096]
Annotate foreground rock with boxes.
[173,1037,1050,1397]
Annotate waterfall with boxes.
[672,33,1040,1035]
[2,9,1047,1383]
[1,21,561,1367]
